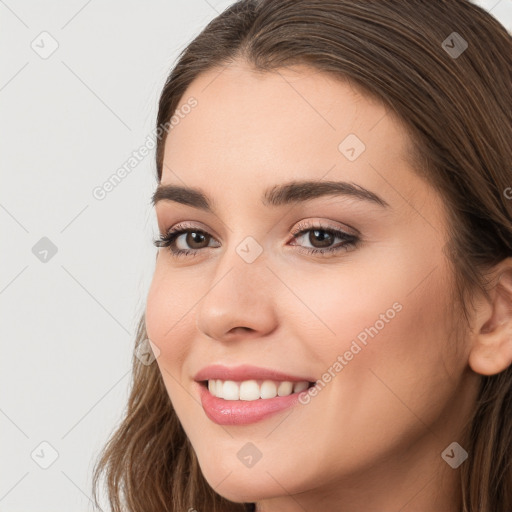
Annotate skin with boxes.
[145,60,512,512]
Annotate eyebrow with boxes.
[151,179,390,211]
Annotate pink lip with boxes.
[193,364,315,383]
[196,382,308,426]
[194,364,315,426]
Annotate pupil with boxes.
[311,229,332,248]
[188,232,206,248]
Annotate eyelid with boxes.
[159,219,221,239]
[159,218,357,242]
[289,218,359,238]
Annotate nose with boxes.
[194,249,279,342]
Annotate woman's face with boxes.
[145,61,480,510]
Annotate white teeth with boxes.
[239,380,260,401]
[222,380,239,400]
[260,380,277,399]
[277,381,293,396]
[207,379,310,401]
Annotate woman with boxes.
[92,1,512,510]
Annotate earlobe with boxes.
[469,264,512,376]
[469,339,512,376]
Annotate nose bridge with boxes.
[211,222,271,292]
[194,237,278,340]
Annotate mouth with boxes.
[194,364,317,425]
[200,379,316,401]
[197,379,316,426]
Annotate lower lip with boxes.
[197,382,307,426]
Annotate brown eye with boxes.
[291,226,356,251]
[180,231,210,250]
[307,229,336,248]
[289,221,360,257]
[153,225,220,258]
[153,222,359,259]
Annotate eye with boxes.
[288,220,359,257]
[153,220,360,259]
[153,222,220,259]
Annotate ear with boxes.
[468,259,512,376]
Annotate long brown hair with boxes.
[92,1,512,510]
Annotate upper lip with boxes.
[194,364,315,383]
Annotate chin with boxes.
[198,461,295,504]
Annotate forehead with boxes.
[161,61,413,198]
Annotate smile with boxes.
[194,364,316,425]
[206,379,311,400]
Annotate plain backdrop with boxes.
[1,1,511,510]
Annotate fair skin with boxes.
[145,60,512,512]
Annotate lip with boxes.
[194,364,315,383]
[196,382,309,426]
[194,364,315,426]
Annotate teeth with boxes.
[277,381,293,396]
[223,380,239,400]
[293,381,309,393]
[260,380,277,399]
[239,380,260,401]
[207,379,311,401]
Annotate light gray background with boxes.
[1,1,511,510]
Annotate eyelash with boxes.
[153,221,360,259]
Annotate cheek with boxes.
[145,270,199,419]
[145,267,193,367]
[288,251,458,416]
[292,243,452,364]
[282,258,409,367]
[272,263,460,481]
